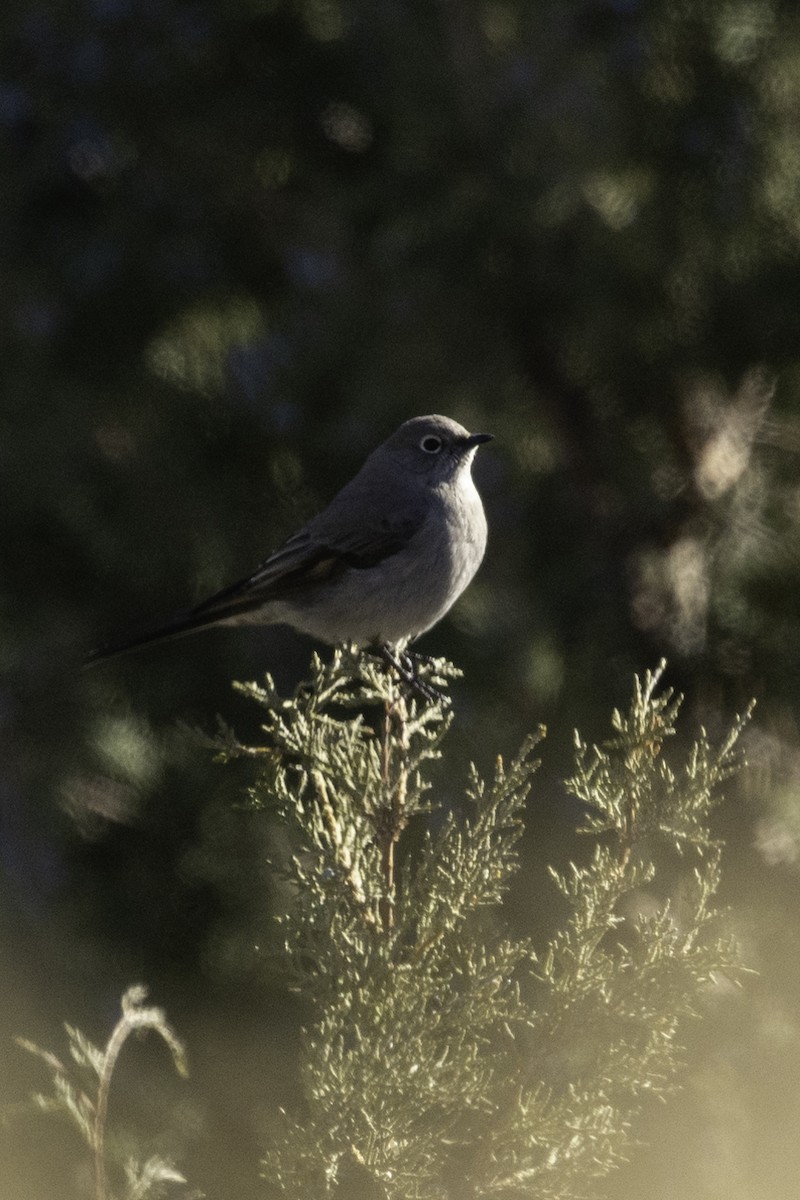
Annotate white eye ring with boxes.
[420,435,443,454]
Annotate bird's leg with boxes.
[376,644,442,702]
[377,643,422,693]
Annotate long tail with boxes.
[84,592,264,667]
[85,534,329,666]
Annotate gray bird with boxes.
[87,415,492,671]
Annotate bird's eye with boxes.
[420,435,443,454]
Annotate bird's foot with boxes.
[403,649,439,670]
[375,644,444,703]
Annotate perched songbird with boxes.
[87,415,492,668]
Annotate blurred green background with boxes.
[3,0,800,1195]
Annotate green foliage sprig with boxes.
[13,985,191,1200]
[225,653,750,1199]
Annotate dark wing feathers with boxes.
[192,508,425,616]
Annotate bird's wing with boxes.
[191,503,426,619]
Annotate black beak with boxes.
[462,432,493,447]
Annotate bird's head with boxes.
[375,414,493,484]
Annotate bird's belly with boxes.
[277,511,485,647]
